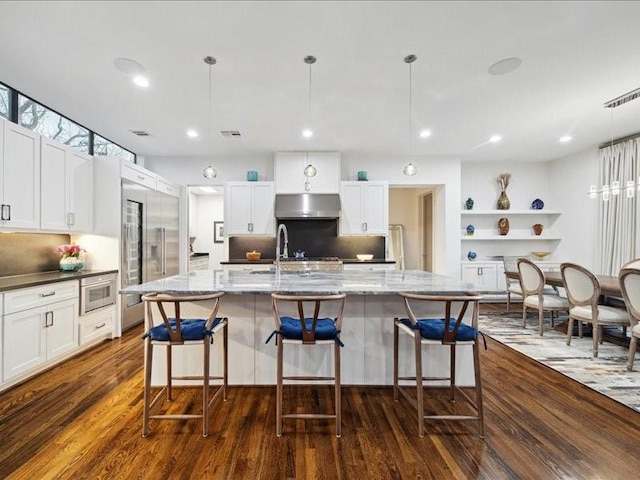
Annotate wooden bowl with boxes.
[246,251,261,261]
[530,251,550,260]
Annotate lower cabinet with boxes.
[461,263,498,290]
[79,306,116,345]
[3,298,78,381]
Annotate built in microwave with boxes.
[80,273,117,315]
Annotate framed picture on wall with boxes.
[214,221,224,243]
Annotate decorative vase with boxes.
[498,218,510,235]
[467,251,477,261]
[59,256,83,272]
[466,224,475,236]
[531,198,544,210]
[465,197,474,210]
[533,223,543,236]
[497,191,510,210]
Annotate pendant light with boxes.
[202,55,218,179]
[403,54,417,176]
[303,55,318,178]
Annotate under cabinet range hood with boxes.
[275,193,341,219]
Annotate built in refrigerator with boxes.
[121,179,179,330]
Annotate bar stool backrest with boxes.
[142,292,225,344]
[271,293,346,344]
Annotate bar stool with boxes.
[268,292,346,437]
[393,292,484,438]
[141,292,227,437]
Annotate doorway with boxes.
[421,192,433,271]
[187,185,225,270]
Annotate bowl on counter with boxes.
[356,254,374,261]
[246,251,262,261]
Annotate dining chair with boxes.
[393,292,484,438]
[560,263,629,357]
[622,258,640,269]
[619,268,640,371]
[518,259,569,336]
[503,256,522,311]
[268,292,347,437]
[141,292,228,437]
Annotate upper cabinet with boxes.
[40,137,93,233]
[274,152,341,193]
[0,121,41,230]
[224,181,275,236]
[339,181,389,235]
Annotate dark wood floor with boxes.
[1,305,640,479]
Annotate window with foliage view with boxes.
[0,84,9,119]
[94,134,135,162]
[18,94,89,153]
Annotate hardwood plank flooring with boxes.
[1,307,640,479]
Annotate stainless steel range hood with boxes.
[275,193,341,219]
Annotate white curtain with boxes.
[595,138,639,275]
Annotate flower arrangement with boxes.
[498,173,511,192]
[56,244,84,259]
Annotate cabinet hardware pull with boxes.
[40,291,56,297]
[95,322,106,329]
[67,212,75,226]
[0,204,7,221]
[45,311,54,327]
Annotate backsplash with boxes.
[229,220,385,259]
[0,233,71,277]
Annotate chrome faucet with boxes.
[275,224,289,269]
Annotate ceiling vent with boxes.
[220,130,242,138]
[604,87,640,108]
[130,130,152,137]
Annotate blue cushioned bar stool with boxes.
[141,292,227,437]
[394,292,484,438]
[268,292,346,437]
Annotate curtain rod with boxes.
[598,131,640,149]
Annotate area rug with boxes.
[479,311,640,413]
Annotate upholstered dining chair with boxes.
[622,258,640,269]
[393,291,484,438]
[268,292,347,437]
[141,292,228,437]
[518,259,569,336]
[619,268,640,371]
[560,263,629,357]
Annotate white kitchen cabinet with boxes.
[224,181,275,236]
[0,120,41,229]
[78,305,116,345]
[274,151,341,193]
[339,181,388,235]
[2,280,79,381]
[40,137,93,232]
[3,298,78,381]
[461,263,499,291]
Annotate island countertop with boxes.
[120,269,479,296]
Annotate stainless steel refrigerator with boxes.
[121,179,179,331]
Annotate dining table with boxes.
[504,271,623,297]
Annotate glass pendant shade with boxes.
[403,163,417,176]
[203,165,217,179]
[304,164,317,177]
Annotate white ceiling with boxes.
[2,1,640,165]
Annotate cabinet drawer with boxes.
[4,280,79,315]
[79,306,115,345]
[121,162,156,189]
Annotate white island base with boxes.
[147,294,478,388]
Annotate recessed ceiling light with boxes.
[559,135,572,143]
[489,135,502,143]
[187,130,198,138]
[488,57,522,76]
[133,75,150,88]
[419,129,432,138]
[302,129,313,138]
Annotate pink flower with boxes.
[56,244,85,258]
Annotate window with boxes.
[0,84,9,119]
[18,95,89,153]
[94,134,136,162]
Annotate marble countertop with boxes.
[220,259,395,264]
[120,269,479,296]
[0,269,118,293]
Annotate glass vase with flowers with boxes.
[56,244,85,271]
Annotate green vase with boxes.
[497,191,510,210]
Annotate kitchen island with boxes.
[123,269,480,386]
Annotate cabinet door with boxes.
[304,152,340,193]
[46,299,78,360]
[40,137,68,231]
[250,182,275,235]
[274,152,305,193]
[274,152,340,193]
[362,182,388,234]
[461,264,498,290]
[67,150,93,232]
[339,182,363,235]
[1,122,40,229]
[3,308,47,381]
[225,182,252,234]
